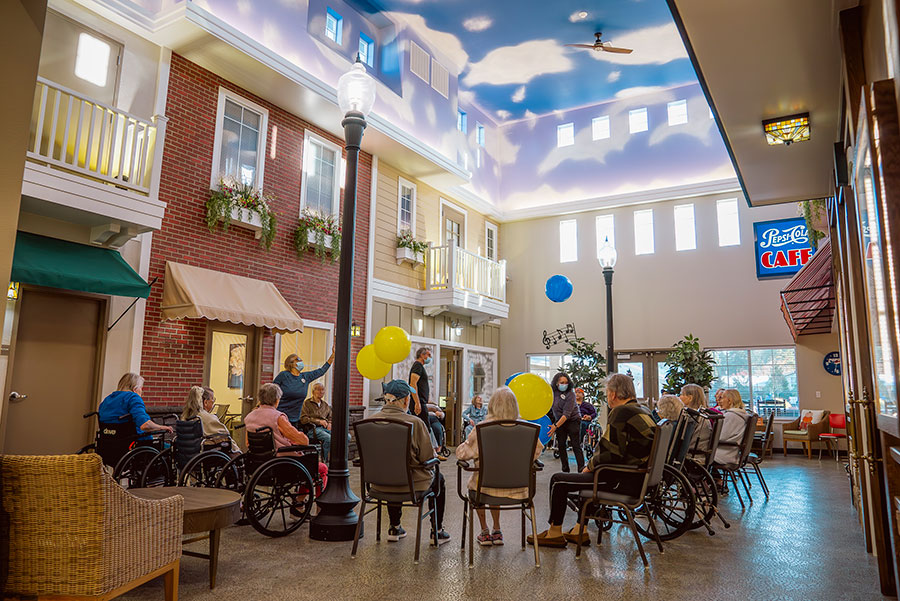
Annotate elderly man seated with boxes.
[371,379,450,546]
[528,373,656,548]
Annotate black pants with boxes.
[428,414,445,447]
[387,471,446,529]
[558,420,585,472]
[548,471,643,525]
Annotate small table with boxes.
[130,487,241,589]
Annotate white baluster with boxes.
[47,89,61,161]
[33,83,47,154]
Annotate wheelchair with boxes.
[79,411,170,489]
[581,419,602,461]
[138,417,233,488]
[215,425,321,537]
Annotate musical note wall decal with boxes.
[541,323,577,349]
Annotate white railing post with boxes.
[148,114,168,198]
[499,259,507,302]
[448,240,458,291]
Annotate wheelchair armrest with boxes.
[457,459,475,471]
[232,423,246,430]
[420,457,440,469]
[281,444,318,454]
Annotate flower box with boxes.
[307,230,334,249]
[229,206,263,239]
[396,246,424,266]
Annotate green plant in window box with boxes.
[206,176,278,250]
[294,208,341,263]
[662,334,717,394]
[562,336,608,407]
[798,198,827,250]
[396,230,429,257]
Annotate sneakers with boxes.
[387,525,407,542]
[477,529,493,546]
[491,530,504,546]
[430,528,451,546]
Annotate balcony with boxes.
[422,241,508,323]
[22,78,167,247]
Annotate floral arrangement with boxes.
[294,208,341,263]
[396,230,429,256]
[206,176,277,250]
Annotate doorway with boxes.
[3,287,105,454]
[615,350,670,407]
[204,323,259,423]
[439,347,463,446]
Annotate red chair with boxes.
[818,413,847,461]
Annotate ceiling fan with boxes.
[565,32,633,54]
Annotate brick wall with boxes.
[141,53,370,407]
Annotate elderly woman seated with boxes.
[463,395,488,438]
[180,385,240,453]
[244,383,328,494]
[680,383,712,457]
[655,394,683,422]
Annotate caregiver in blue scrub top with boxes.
[273,346,335,429]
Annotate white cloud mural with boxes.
[387,12,469,70]
[607,70,621,83]
[463,39,573,86]
[511,85,526,103]
[463,16,493,32]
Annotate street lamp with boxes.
[597,237,617,374]
[310,58,376,541]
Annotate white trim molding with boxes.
[440,197,468,249]
[397,176,417,236]
[484,221,498,262]
[371,278,508,322]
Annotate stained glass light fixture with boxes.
[350,321,361,337]
[762,112,810,146]
[7,282,19,300]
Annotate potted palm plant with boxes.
[661,334,717,394]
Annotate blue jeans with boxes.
[314,426,332,461]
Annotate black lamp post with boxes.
[310,58,375,541]
[598,237,618,374]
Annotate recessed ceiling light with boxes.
[578,11,588,19]
[568,10,589,22]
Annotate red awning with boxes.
[780,238,835,340]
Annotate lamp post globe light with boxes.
[597,237,617,374]
[310,58,375,541]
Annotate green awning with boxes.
[11,232,150,298]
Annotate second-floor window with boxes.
[398,178,416,234]
[485,222,498,261]
[325,8,343,45]
[476,123,485,147]
[458,109,468,133]
[359,33,374,67]
[301,131,341,217]
[212,90,268,188]
[446,218,461,247]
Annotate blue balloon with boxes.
[505,372,525,386]
[527,415,553,446]
[545,275,573,303]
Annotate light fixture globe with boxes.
[598,237,617,268]
[337,59,376,116]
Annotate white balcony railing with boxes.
[28,77,163,195]
[425,241,507,302]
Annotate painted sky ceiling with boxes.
[363,0,698,121]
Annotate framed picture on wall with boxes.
[228,342,246,389]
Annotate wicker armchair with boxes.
[781,410,831,459]
[1,454,182,600]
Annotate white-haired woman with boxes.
[181,386,239,453]
[456,386,543,547]
[655,394,683,422]
[714,388,749,465]
[99,373,173,439]
[680,383,712,456]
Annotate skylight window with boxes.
[592,116,610,140]
[559,219,578,263]
[325,8,343,44]
[674,203,696,251]
[717,198,741,246]
[668,100,688,126]
[74,32,111,87]
[595,214,615,258]
[557,123,575,148]
[629,108,648,134]
[633,209,654,255]
[457,109,467,133]
[476,123,485,147]
[358,32,374,66]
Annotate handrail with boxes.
[424,241,507,302]
[28,78,162,195]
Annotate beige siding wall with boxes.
[373,161,500,288]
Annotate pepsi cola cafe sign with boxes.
[753,217,815,279]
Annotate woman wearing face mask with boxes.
[547,371,584,473]
[273,347,335,429]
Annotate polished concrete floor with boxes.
[121,452,888,601]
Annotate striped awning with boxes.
[780,238,835,340]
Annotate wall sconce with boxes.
[449,319,463,336]
[350,321,361,337]
[762,112,810,146]
[7,282,19,300]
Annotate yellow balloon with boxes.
[373,326,412,364]
[356,344,391,380]
[508,373,553,420]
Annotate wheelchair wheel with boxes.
[112,447,159,489]
[179,450,232,487]
[138,449,175,488]
[684,459,719,530]
[215,453,249,493]
[244,457,314,537]
[633,465,695,542]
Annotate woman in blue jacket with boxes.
[273,347,335,429]
[98,373,173,438]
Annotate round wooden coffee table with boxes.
[130,487,241,589]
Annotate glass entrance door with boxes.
[205,324,258,433]
[439,347,462,446]
[614,350,670,407]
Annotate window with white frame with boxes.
[301,131,341,217]
[476,123,485,147]
[595,214,615,258]
[527,353,573,384]
[592,116,610,140]
[674,203,696,251]
[485,222,498,261]
[629,108,648,133]
[397,178,416,234]
[457,109,467,133]
[708,347,799,416]
[75,32,112,87]
[633,209,654,255]
[716,198,741,246]
[559,219,577,263]
[359,32,374,66]
[667,99,688,126]
[212,90,268,188]
[325,8,343,44]
[557,123,575,147]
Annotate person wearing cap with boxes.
[371,379,450,546]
